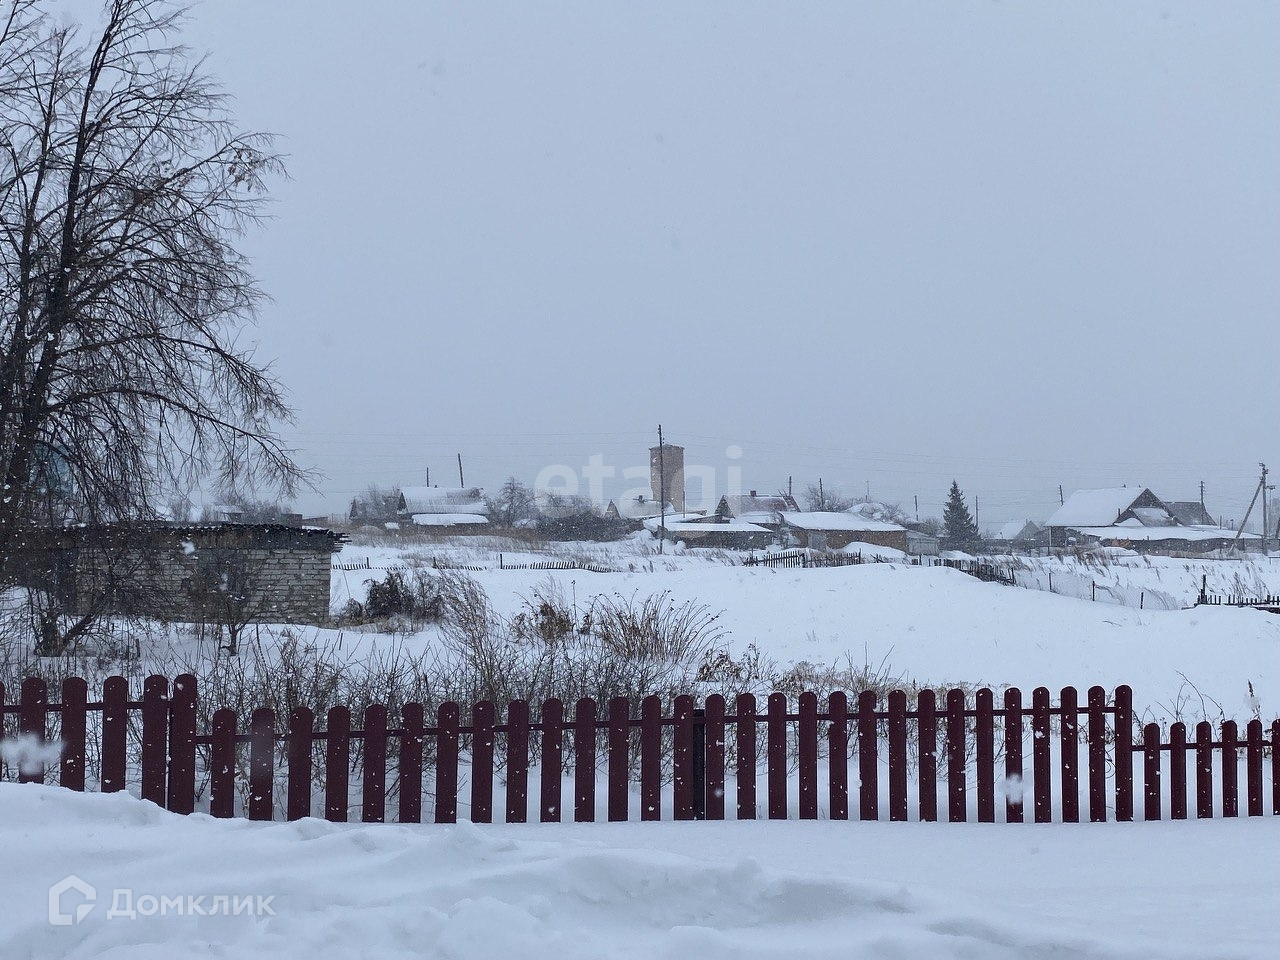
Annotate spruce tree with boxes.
[942,480,981,551]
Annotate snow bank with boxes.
[4,783,1275,958]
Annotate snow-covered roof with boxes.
[1072,525,1257,543]
[1045,488,1152,528]
[614,494,671,520]
[721,493,797,518]
[410,513,489,527]
[1167,501,1215,526]
[400,487,488,515]
[996,521,1026,541]
[643,512,768,533]
[1130,507,1175,527]
[652,519,770,535]
[779,512,906,532]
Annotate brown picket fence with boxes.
[1,676,1276,825]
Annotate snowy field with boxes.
[5,538,1279,955]
[4,782,1276,959]
[328,536,1280,721]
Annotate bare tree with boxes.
[801,481,854,513]
[0,0,303,581]
[487,476,536,528]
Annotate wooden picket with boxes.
[472,701,495,823]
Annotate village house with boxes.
[643,504,772,549]
[714,491,800,533]
[1045,487,1255,553]
[398,486,490,531]
[778,511,909,553]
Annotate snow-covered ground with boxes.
[328,537,1280,721]
[4,782,1275,959]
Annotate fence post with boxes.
[575,698,597,823]
[1195,720,1214,818]
[640,695,661,821]
[210,708,237,818]
[1142,723,1161,821]
[506,700,530,823]
[1221,721,1239,818]
[1003,687,1024,821]
[362,704,388,824]
[888,690,908,821]
[917,690,938,822]
[325,705,351,822]
[249,708,276,821]
[399,703,424,824]
[705,697,727,821]
[736,693,757,820]
[767,693,788,820]
[1165,721,1186,820]
[1272,720,1280,816]
[673,696,694,821]
[287,707,314,821]
[1246,719,1263,817]
[1032,687,1051,823]
[691,705,708,821]
[472,701,496,824]
[856,690,879,821]
[59,677,88,793]
[1114,685,1134,822]
[798,693,818,820]
[828,691,849,821]
[140,676,169,807]
[1087,686,1107,822]
[1059,686,1079,823]
[946,689,966,822]
[17,677,47,784]
[975,688,995,823]
[607,697,629,822]
[167,674,197,815]
[436,702,461,824]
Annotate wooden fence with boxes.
[743,550,867,569]
[1,677,1276,825]
[1195,576,1280,613]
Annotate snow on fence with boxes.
[1,676,1276,825]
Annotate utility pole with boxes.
[425,467,430,487]
[1200,480,1205,508]
[914,495,919,521]
[457,453,464,487]
[818,478,825,511]
[1262,462,1271,554]
[1232,464,1266,551]
[1058,484,1064,505]
[657,424,666,554]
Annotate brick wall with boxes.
[22,524,341,626]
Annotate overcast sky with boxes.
[81,2,1280,526]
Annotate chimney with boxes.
[749,490,757,497]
